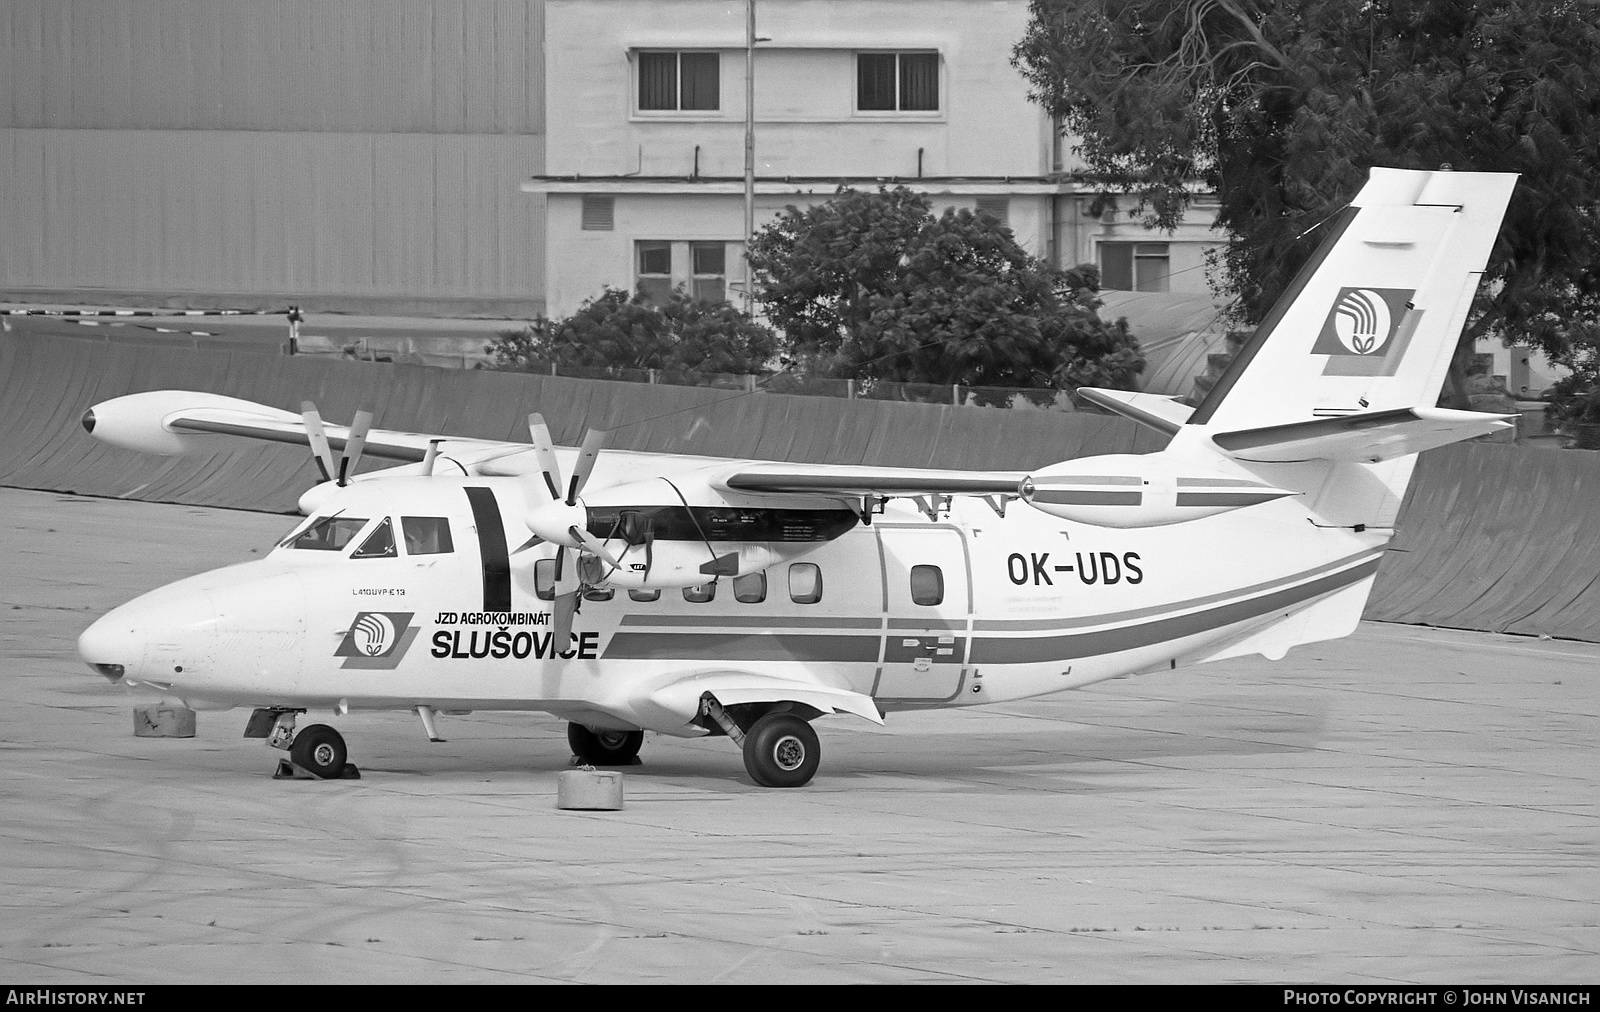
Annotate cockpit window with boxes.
[352,517,398,559]
[402,516,454,555]
[287,516,370,551]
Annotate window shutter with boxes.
[581,196,614,231]
[974,196,1009,226]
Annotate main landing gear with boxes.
[567,723,644,766]
[245,708,360,780]
[701,698,822,788]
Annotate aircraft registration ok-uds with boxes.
[77,168,1517,787]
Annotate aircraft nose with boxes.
[78,611,142,682]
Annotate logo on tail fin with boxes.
[1312,287,1417,376]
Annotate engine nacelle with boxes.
[526,474,860,589]
[82,391,298,457]
[1026,454,1297,528]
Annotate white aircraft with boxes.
[77,167,1517,787]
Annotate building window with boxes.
[636,241,733,304]
[637,241,673,304]
[581,196,614,231]
[857,52,938,111]
[691,242,725,302]
[638,51,719,111]
[1099,242,1171,293]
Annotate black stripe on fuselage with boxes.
[464,486,512,612]
[968,555,1380,664]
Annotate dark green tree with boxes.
[1013,0,1600,405]
[488,287,778,379]
[747,186,1143,405]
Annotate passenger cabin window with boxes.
[583,587,614,602]
[351,517,397,559]
[683,583,716,603]
[628,589,661,602]
[788,563,823,604]
[910,565,944,606]
[402,517,454,555]
[287,516,370,552]
[733,572,766,604]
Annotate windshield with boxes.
[286,515,371,551]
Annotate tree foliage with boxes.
[747,186,1144,404]
[488,287,779,378]
[1013,0,1600,400]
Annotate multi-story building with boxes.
[527,0,1221,318]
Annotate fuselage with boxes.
[78,468,1386,735]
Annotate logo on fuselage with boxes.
[335,611,418,669]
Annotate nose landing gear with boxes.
[246,708,361,780]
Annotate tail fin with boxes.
[1173,168,1517,528]
[1188,168,1516,431]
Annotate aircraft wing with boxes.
[86,390,516,463]
[713,462,1030,499]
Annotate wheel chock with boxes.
[557,767,623,810]
[272,758,362,780]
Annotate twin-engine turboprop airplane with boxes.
[78,168,1518,787]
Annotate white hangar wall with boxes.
[0,0,547,316]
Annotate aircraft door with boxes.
[875,525,971,702]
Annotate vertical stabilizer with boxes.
[1188,168,1516,432]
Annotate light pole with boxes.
[743,0,755,316]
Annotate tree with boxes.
[1013,0,1600,404]
[488,287,779,379]
[747,186,1144,405]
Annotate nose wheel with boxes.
[252,711,360,780]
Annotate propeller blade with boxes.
[552,589,578,648]
[553,545,581,598]
[511,534,544,555]
[565,428,607,505]
[300,401,337,483]
[339,409,373,486]
[527,413,563,501]
[551,544,581,647]
[571,525,623,570]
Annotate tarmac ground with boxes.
[1,488,1595,983]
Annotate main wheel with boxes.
[567,723,644,765]
[742,712,820,788]
[289,724,348,779]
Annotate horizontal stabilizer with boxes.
[1212,407,1514,463]
[1076,388,1192,436]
